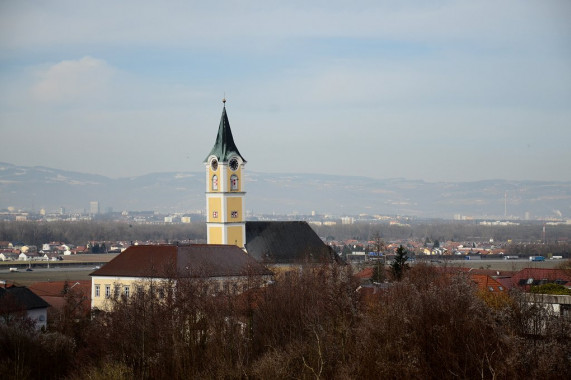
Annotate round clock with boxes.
[210,159,218,171]
[229,158,239,171]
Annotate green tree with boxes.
[530,283,571,295]
[390,245,409,281]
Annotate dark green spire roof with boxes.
[204,105,246,163]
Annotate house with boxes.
[523,293,571,318]
[90,244,274,310]
[0,285,50,329]
[509,268,571,291]
[38,252,63,261]
[18,252,33,261]
[0,241,12,249]
[0,251,19,261]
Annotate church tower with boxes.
[204,99,246,248]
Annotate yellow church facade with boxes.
[204,100,246,248]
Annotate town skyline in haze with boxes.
[1,1,570,182]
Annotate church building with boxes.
[90,99,340,310]
[204,98,247,248]
[204,99,340,265]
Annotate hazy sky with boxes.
[1,1,570,182]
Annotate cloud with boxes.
[30,57,114,104]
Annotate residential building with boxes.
[509,268,571,291]
[0,284,50,329]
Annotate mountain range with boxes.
[1,162,570,220]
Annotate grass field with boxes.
[1,268,94,287]
[0,254,117,286]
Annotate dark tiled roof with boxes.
[245,221,341,264]
[204,105,245,163]
[0,286,50,312]
[90,244,272,278]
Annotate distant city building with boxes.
[90,201,99,215]
[341,217,355,225]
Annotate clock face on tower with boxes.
[229,158,239,171]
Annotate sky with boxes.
[1,0,570,182]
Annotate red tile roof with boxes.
[509,268,571,289]
[29,280,91,298]
[470,274,506,292]
[28,280,91,313]
[91,244,273,278]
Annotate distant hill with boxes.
[1,162,570,219]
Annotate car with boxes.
[26,268,33,271]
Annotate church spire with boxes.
[204,99,246,163]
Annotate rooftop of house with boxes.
[90,244,273,278]
[470,274,506,292]
[0,286,50,312]
[509,267,571,288]
[28,280,91,314]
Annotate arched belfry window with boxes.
[212,175,218,191]
[230,174,239,191]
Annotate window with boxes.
[114,285,120,298]
[212,175,218,191]
[498,286,504,291]
[488,286,494,292]
[230,175,239,190]
[105,285,111,298]
[123,286,130,297]
[95,284,100,297]
[231,211,238,218]
[212,211,218,219]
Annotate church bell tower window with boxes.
[230,175,239,191]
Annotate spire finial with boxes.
[222,93,226,105]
